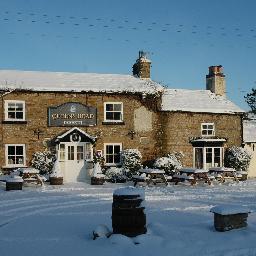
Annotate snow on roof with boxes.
[0,70,163,95]
[161,89,245,114]
[243,119,256,142]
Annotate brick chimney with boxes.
[206,65,226,97]
[132,51,151,79]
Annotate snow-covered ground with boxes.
[1,180,256,256]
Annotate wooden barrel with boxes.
[112,193,146,237]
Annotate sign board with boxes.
[48,102,97,127]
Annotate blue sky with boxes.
[0,0,255,110]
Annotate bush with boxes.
[104,167,127,183]
[154,152,183,175]
[121,149,142,177]
[31,151,56,175]
[224,146,251,172]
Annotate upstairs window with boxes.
[5,100,25,121]
[201,123,215,136]
[104,102,123,122]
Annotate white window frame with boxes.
[5,100,26,121]
[5,144,26,167]
[104,102,123,122]
[201,123,215,136]
[193,146,223,169]
[104,143,122,166]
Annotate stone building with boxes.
[243,114,256,177]
[0,53,244,182]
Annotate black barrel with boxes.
[112,193,146,237]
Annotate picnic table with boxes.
[172,168,211,185]
[17,167,45,186]
[208,167,238,183]
[133,168,168,186]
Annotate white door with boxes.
[58,142,93,182]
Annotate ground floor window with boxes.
[193,147,223,169]
[5,144,25,167]
[104,143,122,165]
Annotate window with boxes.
[84,143,93,160]
[59,144,65,161]
[104,143,122,165]
[104,102,123,122]
[68,145,75,160]
[201,123,215,136]
[5,100,25,121]
[5,144,26,167]
[193,147,223,169]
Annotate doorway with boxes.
[58,142,93,182]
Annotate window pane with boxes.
[68,146,74,160]
[114,104,121,111]
[8,103,15,111]
[16,112,23,119]
[114,154,120,163]
[106,104,113,111]
[208,125,213,129]
[202,130,207,135]
[77,146,84,160]
[195,148,203,169]
[16,103,23,111]
[206,148,212,163]
[106,112,113,120]
[114,145,120,154]
[106,155,113,163]
[85,144,92,160]
[16,146,24,155]
[8,112,16,119]
[16,157,24,165]
[8,156,15,164]
[106,145,113,154]
[8,146,15,155]
[113,112,121,120]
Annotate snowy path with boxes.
[1,180,256,256]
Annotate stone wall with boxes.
[160,112,243,167]
[0,91,161,168]
[0,91,244,169]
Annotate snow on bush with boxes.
[104,167,127,182]
[31,151,56,175]
[154,152,183,175]
[224,146,251,172]
[121,149,142,176]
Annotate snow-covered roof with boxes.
[0,70,163,95]
[161,89,244,114]
[243,119,256,142]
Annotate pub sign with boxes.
[48,102,97,127]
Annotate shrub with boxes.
[224,146,251,172]
[104,167,127,183]
[31,151,56,175]
[154,152,183,175]
[121,149,142,177]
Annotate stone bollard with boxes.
[112,186,146,237]
[6,176,23,191]
[210,205,251,232]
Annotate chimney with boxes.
[206,65,226,97]
[132,51,151,79]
